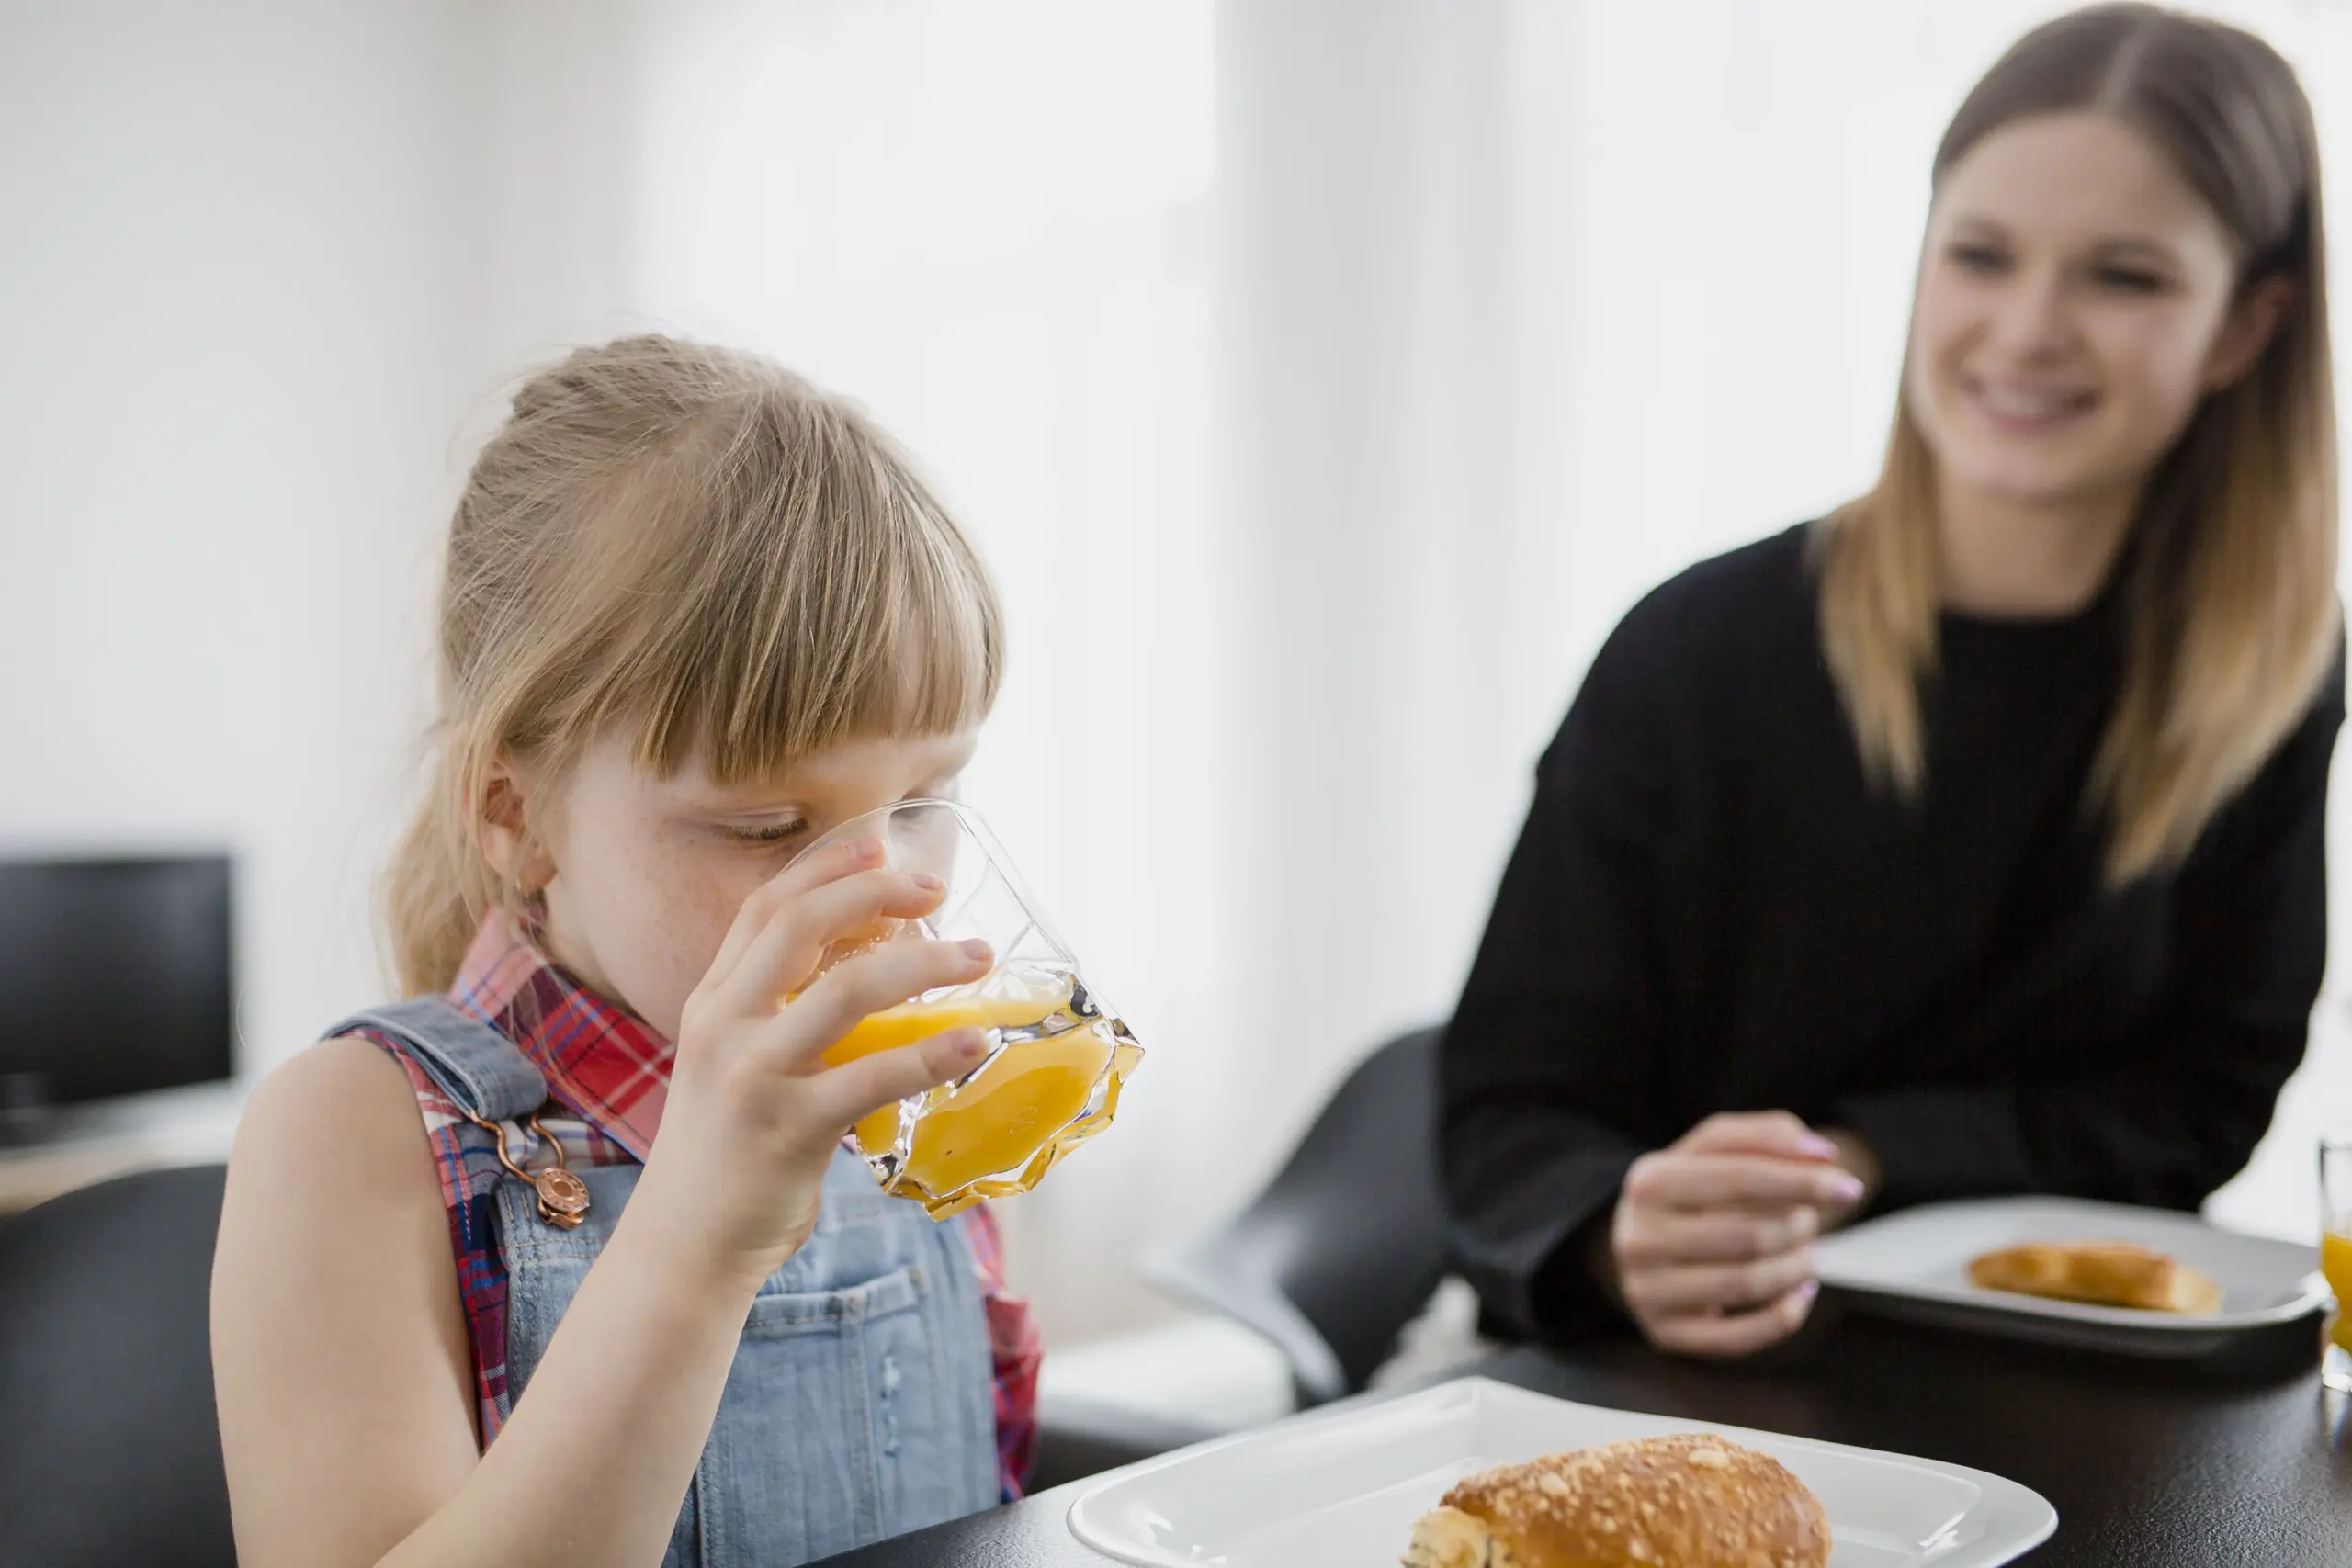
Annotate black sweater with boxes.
[1440,524,2344,1339]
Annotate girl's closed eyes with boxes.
[718,818,808,848]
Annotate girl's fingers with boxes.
[709,837,883,976]
[806,1028,989,1129]
[707,837,884,981]
[1624,1151,1862,1212]
[1622,1245,1818,1317]
[709,866,949,1019]
[770,935,994,1067]
[1640,1281,1819,1359]
[1616,1204,1818,1269]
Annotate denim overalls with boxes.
[343,997,1000,1566]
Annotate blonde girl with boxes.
[214,335,1036,1567]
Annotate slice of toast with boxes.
[1967,1240,2223,1314]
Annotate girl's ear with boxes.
[2202,273,2296,393]
[479,760,558,896]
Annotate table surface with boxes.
[817,1302,2352,1567]
[0,1081,243,1213]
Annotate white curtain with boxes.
[458,0,2352,1341]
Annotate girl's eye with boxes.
[2094,265,2165,294]
[725,819,808,847]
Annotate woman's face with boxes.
[502,729,978,1041]
[1907,110,2267,518]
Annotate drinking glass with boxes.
[2324,1133,2352,1393]
[793,799,1143,1220]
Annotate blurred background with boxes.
[4,0,2350,1427]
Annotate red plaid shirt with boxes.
[345,908,1042,1500]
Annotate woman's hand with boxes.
[627,835,992,1292]
[1607,1111,1866,1357]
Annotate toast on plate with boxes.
[1966,1240,2223,1314]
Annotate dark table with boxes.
[822,1304,2352,1566]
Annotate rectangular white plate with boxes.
[1814,1196,2330,1356]
[1067,1377,2055,1568]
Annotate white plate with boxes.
[1814,1196,2330,1356]
[1067,1377,2056,1568]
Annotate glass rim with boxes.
[784,795,1071,957]
[786,795,989,867]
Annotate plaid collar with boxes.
[447,907,673,1160]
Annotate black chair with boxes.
[0,1163,236,1568]
[1140,1025,1452,1407]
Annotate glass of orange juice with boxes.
[795,799,1143,1221]
[2325,1133,2352,1393]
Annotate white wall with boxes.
[0,0,478,1076]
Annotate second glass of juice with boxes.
[2324,1132,2352,1393]
[796,799,1143,1220]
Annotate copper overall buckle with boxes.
[461,1107,591,1229]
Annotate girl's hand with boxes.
[628,836,991,1292]
[1607,1111,1864,1357]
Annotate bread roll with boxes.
[1402,1433,1829,1568]
[1966,1241,2222,1314]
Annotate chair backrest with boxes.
[0,1163,236,1568]
[1141,1026,1450,1405]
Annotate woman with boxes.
[1440,2,2343,1359]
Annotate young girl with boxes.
[1443,1,2344,1357]
[212,335,1039,1568]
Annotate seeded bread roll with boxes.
[1967,1241,2223,1314]
[1401,1433,1829,1568]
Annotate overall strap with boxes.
[330,996,561,1449]
[330,996,550,1123]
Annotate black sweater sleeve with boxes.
[1437,595,1685,1339]
[1836,650,2346,1213]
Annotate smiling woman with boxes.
[1441,2,2346,1361]
[1912,113,2282,614]
[1822,2,2338,881]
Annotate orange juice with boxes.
[821,983,1068,1065]
[822,970,1121,1211]
[2324,1231,2352,1355]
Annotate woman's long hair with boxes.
[1817,3,2336,882]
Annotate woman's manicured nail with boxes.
[959,938,992,963]
[1830,1173,1865,1202]
[1798,1133,1839,1160]
[912,873,944,891]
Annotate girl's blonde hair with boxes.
[384,335,1003,995]
[1818,2,2338,882]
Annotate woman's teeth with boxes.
[1977,384,2091,420]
